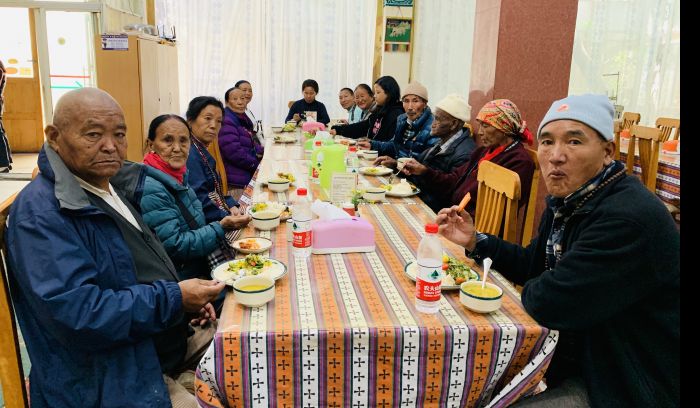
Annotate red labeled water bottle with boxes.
[292,188,313,258]
[415,223,443,313]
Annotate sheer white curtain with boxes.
[569,0,680,124]
[155,0,376,125]
[411,0,476,109]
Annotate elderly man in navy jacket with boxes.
[7,88,225,407]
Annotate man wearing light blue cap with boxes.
[436,94,679,407]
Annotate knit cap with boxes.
[401,81,428,102]
[538,94,615,141]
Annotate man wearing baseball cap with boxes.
[437,94,679,407]
[369,80,438,162]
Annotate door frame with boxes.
[1,1,102,125]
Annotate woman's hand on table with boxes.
[374,156,397,168]
[400,159,427,176]
[292,113,301,122]
[221,214,252,229]
[329,129,337,136]
[436,205,477,252]
[190,302,217,327]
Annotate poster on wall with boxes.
[384,0,413,6]
[385,18,412,43]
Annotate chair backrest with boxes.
[0,193,29,408]
[474,161,521,243]
[520,148,540,247]
[288,100,294,109]
[613,119,622,160]
[621,112,641,131]
[655,117,680,142]
[627,124,662,193]
[31,167,40,180]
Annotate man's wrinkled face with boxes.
[47,100,127,186]
[538,120,614,198]
[402,95,427,121]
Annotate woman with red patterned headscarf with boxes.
[402,99,535,217]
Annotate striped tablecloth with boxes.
[619,138,680,205]
[195,201,558,407]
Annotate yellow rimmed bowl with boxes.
[459,281,503,313]
[232,275,275,307]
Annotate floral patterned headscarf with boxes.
[476,99,534,145]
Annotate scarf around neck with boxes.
[545,160,625,269]
[143,151,186,185]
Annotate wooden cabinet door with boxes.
[138,38,160,141]
[3,77,44,152]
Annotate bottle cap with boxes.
[297,188,308,196]
[425,224,439,233]
[314,140,322,146]
[348,146,357,152]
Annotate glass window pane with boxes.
[45,11,96,109]
[0,8,35,78]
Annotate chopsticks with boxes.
[457,192,471,212]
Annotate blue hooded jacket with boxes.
[6,144,183,407]
[371,106,438,159]
[140,166,225,280]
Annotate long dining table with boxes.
[195,129,558,407]
[618,137,680,206]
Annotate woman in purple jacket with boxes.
[218,86,264,200]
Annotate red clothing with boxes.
[421,142,535,217]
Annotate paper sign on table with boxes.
[330,172,358,203]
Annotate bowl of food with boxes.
[363,150,378,160]
[231,237,273,254]
[232,275,275,307]
[397,157,410,167]
[459,281,503,313]
[251,210,281,230]
[363,187,386,202]
[268,178,290,192]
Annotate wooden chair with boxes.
[655,117,680,142]
[626,125,662,193]
[474,161,521,244]
[31,167,39,180]
[621,111,641,131]
[287,100,295,109]
[613,119,622,160]
[0,193,29,408]
[520,148,540,247]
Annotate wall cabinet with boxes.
[95,33,179,161]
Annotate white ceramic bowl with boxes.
[363,150,378,160]
[267,178,290,192]
[363,187,386,202]
[397,157,410,167]
[233,275,275,307]
[459,281,503,313]
[251,210,281,230]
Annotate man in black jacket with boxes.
[436,94,679,407]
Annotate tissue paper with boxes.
[311,199,351,220]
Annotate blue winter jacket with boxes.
[371,106,438,159]
[6,145,182,407]
[140,166,225,279]
[187,141,238,224]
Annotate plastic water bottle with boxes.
[292,188,313,258]
[415,223,443,313]
[346,146,360,173]
[309,141,324,184]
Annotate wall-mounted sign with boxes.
[100,34,128,51]
[384,0,413,6]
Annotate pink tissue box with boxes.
[311,217,375,254]
[302,122,326,132]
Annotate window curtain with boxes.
[411,0,476,111]
[568,0,680,124]
[155,0,376,125]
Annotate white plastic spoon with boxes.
[482,257,492,289]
